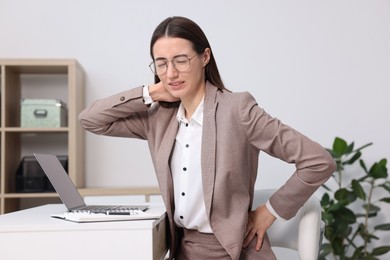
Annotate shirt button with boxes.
[181,192,185,196]
[180,216,184,219]
[183,167,187,171]
[120,96,125,101]
[185,144,189,148]
[185,123,189,127]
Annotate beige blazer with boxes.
[79,82,336,259]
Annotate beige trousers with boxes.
[175,228,277,260]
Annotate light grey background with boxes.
[1,0,389,258]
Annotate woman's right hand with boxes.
[149,82,179,103]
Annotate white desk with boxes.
[0,204,168,260]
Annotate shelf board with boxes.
[2,127,69,133]
[2,187,161,199]
[0,59,79,73]
[4,193,58,198]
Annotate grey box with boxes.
[21,99,67,127]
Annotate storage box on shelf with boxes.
[21,99,68,128]
[0,59,85,214]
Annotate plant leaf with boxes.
[326,148,337,158]
[356,174,369,182]
[355,213,366,218]
[319,243,332,258]
[333,137,348,157]
[321,193,330,206]
[335,188,349,200]
[328,202,346,212]
[331,237,345,255]
[380,197,390,203]
[369,159,388,179]
[374,223,390,231]
[363,256,379,260]
[372,246,390,256]
[363,204,381,215]
[370,234,380,240]
[354,142,373,153]
[352,247,364,259]
[379,182,390,193]
[334,207,356,224]
[352,179,366,200]
[345,151,362,165]
[322,212,334,224]
[335,188,356,204]
[345,142,354,153]
[360,159,368,173]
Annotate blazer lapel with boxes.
[154,112,180,258]
[201,82,219,219]
[155,113,179,214]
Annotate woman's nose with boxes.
[166,62,179,78]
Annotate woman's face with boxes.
[152,37,210,102]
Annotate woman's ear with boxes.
[203,48,211,66]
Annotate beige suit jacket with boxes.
[79,82,336,259]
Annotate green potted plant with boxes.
[319,137,390,259]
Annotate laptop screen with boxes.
[34,153,86,210]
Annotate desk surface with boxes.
[0,204,168,260]
[0,203,166,232]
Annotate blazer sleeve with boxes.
[239,92,336,220]
[78,86,150,139]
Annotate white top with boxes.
[171,98,213,233]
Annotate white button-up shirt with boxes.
[171,97,213,233]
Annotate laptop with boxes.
[34,153,148,215]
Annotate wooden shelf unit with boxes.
[0,59,85,214]
[0,59,162,214]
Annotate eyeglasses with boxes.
[149,54,198,75]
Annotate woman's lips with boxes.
[169,81,184,90]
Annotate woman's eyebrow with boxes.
[154,54,189,60]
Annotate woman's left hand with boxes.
[243,204,276,251]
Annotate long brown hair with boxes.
[150,16,226,91]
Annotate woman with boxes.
[79,16,336,259]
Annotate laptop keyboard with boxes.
[71,205,147,214]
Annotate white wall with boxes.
[1,0,389,258]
